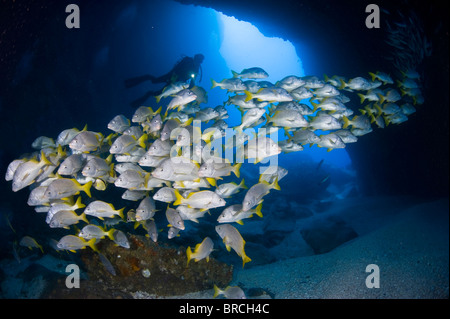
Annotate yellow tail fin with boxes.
[239,178,248,190]
[233,163,242,178]
[357,93,366,104]
[137,134,148,148]
[243,90,253,102]
[82,181,93,198]
[255,202,263,218]
[213,285,221,298]
[206,177,216,187]
[173,189,184,206]
[242,252,252,268]
[80,213,89,224]
[74,196,85,210]
[342,116,350,129]
[86,238,99,253]
[270,178,280,191]
[186,246,193,267]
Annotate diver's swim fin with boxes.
[124,75,153,88]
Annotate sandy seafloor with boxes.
[141,197,449,299]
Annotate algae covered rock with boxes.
[45,234,232,298]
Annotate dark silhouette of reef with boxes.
[43,234,232,298]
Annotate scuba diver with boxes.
[125,53,204,108]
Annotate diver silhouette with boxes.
[125,54,204,108]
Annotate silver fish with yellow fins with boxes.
[186,236,214,266]
[215,224,251,268]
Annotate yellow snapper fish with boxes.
[242,178,280,211]
[215,224,251,268]
[342,114,371,130]
[234,107,266,133]
[135,196,157,221]
[45,196,85,223]
[194,107,219,123]
[11,152,53,192]
[142,113,163,134]
[107,114,131,133]
[334,129,358,144]
[176,205,209,223]
[190,85,208,105]
[302,76,325,89]
[244,87,293,103]
[259,166,288,184]
[211,77,247,91]
[231,67,269,79]
[114,169,150,190]
[56,125,86,146]
[81,155,115,179]
[316,133,346,152]
[173,189,226,210]
[377,89,402,103]
[153,187,177,203]
[339,76,372,91]
[186,236,214,266]
[45,178,92,199]
[166,207,185,230]
[290,86,314,100]
[400,103,416,116]
[31,136,55,150]
[312,84,340,98]
[27,185,51,206]
[368,71,394,84]
[5,159,26,182]
[198,160,242,179]
[357,88,384,104]
[131,106,161,123]
[109,134,148,155]
[57,154,85,176]
[168,226,180,239]
[266,109,309,128]
[56,235,98,253]
[308,112,342,131]
[68,131,104,153]
[155,81,190,103]
[49,210,89,229]
[146,138,173,157]
[215,179,247,198]
[84,200,125,220]
[213,285,246,299]
[310,97,348,113]
[245,136,282,163]
[384,112,409,125]
[78,224,115,240]
[151,158,199,182]
[278,140,304,153]
[167,89,197,113]
[19,236,44,253]
[323,74,346,87]
[275,75,305,92]
[217,202,263,225]
[143,219,158,242]
[288,129,321,145]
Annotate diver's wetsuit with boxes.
[125,55,203,108]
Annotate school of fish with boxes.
[5,66,422,285]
